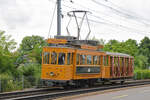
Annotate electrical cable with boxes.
[48,1,57,38]
[91,0,150,26]
[62,5,150,36]
[65,0,150,30]
[107,0,150,23]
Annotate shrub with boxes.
[134,69,150,80]
[0,74,22,92]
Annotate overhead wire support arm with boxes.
[85,14,91,40]
[67,10,92,40]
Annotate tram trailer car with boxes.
[41,36,134,87]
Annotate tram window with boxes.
[126,58,129,67]
[110,56,113,66]
[67,53,72,65]
[107,56,109,66]
[103,56,106,66]
[51,52,57,64]
[119,58,122,66]
[122,58,124,66]
[87,55,92,64]
[43,52,50,64]
[113,57,115,66]
[98,56,101,65]
[80,55,86,65]
[76,54,80,65]
[125,58,127,67]
[93,56,97,65]
[58,53,65,65]
[70,53,73,64]
[103,56,105,65]
[115,57,118,66]
[103,56,109,66]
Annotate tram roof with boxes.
[106,52,133,58]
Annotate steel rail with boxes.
[0,87,62,100]
[6,80,150,100]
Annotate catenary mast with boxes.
[57,0,61,36]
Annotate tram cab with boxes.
[41,37,75,86]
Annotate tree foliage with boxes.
[20,35,46,51]
[139,37,150,65]
[0,31,17,75]
[103,39,138,56]
[17,35,47,66]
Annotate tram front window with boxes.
[58,53,65,65]
[51,52,57,64]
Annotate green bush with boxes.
[0,63,42,92]
[134,69,150,80]
[0,74,22,92]
[17,63,41,88]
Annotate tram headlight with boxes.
[50,72,54,76]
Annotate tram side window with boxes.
[93,56,97,65]
[67,53,73,65]
[126,58,129,67]
[119,58,122,66]
[51,52,57,64]
[114,57,118,66]
[76,54,80,65]
[103,56,109,66]
[87,55,92,65]
[43,52,50,64]
[122,58,124,66]
[58,53,65,65]
[110,56,113,66]
[80,55,86,65]
[103,56,105,66]
[71,53,73,64]
[98,56,101,65]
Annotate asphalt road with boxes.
[73,85,150,100]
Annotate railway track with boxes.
[1,80,150,100]
[0,87,63,100]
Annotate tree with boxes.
[139,37,150,66]
[103,39,138,56]
[103,40,120,52]
[0,30,17,75]
[134,55,149,69]
[18,35,47,64]
[20,35,46,51]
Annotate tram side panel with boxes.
[41,47,74,82]
[73,49,106,80]
[108,55,134,80]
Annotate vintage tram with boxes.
[41,36,134,87]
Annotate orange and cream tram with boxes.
[41,36,134,87]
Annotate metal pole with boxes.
[57,0,61,36]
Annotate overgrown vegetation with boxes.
[0,30,47,92]
[0,30,150,92]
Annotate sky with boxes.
[0,0,150,47]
